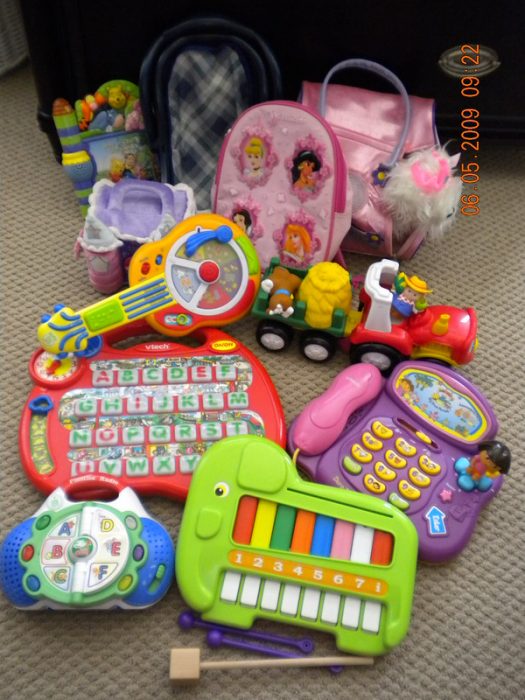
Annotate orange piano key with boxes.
[290,510,316,553]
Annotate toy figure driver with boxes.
[391,272,432,319]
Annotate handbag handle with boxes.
[318,59,412,169]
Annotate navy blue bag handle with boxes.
[154,34,270,183]
[140,16,282,153]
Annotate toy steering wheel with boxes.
[136,220,252,334]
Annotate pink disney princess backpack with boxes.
[301,59,462,259]
[212,100,353,270]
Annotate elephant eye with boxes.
[214,482,230,497]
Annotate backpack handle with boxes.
[318,59,412,169]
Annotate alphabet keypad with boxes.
[20,331,285,500]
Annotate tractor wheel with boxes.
[349,343,407,376]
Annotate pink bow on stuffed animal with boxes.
[411,150,455,193]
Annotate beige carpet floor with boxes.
[1,64,524,699]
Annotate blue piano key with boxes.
[310,515,336,557]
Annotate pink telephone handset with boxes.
[293,364,384,455]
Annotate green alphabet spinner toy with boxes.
[176,436,418,656]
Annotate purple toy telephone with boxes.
[288,362,504,563]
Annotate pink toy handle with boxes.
[293,363,383,456]
[318,59,412,169]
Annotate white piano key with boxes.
[260,580,281,611]
[341,596,361,629]
[280,584,301,616]
[300,588,321,620]
[239,575,261,607]
[350,525,375,563]
[320,592,341,625]
[220,571,241,602]
[362,601,382,633]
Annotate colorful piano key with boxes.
[232,496,259,545]
[290,511,316,554]
[270,505,296,551]
[233,499,393,566]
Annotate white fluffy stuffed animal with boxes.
[382,147,462,242]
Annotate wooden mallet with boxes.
[169,648,374,684]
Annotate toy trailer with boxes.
[252,258,357,362]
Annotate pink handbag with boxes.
[301,59,441,259]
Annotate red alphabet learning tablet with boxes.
[20,327,285,500]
